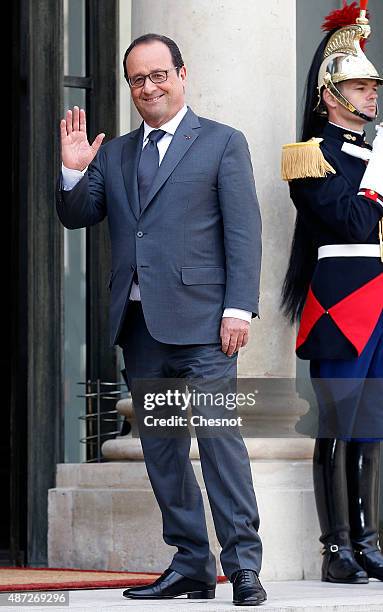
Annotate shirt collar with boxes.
[143,105,188,141]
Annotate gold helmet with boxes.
[316,1,382,121]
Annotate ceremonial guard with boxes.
[281,1,383,584]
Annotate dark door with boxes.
[9,0,119,566]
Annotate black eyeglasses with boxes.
[126,67,180,88]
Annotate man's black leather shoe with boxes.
[231,569,267,606]
[122,568,216,599]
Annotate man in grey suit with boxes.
[57,33,265,606]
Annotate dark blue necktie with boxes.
[137,129,167,210]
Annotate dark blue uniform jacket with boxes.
[289,123,383,360]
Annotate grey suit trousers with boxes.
[119,302,262,583]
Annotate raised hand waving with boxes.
[60,106,105,171]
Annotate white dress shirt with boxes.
[61,104,251,323]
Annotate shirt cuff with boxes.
[61,163,88,191]
[222,308,252,323]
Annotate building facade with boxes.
[9,0,383,571]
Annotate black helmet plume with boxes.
[281,32,333,324]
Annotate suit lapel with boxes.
[121,124,143,220]
[140,109,201,215]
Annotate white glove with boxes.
[359,123,383,196]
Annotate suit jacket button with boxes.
[136,231,144,238]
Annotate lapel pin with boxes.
[184,134,192,140]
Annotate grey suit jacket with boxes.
[56,108,262,346]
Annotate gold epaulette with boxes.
[281,137,336,181]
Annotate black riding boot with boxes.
[347,440,383,581]
[313,438,368,583]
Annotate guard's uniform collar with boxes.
[324,122,367,147]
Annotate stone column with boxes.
[130,4,298,379]
[130,3,313,436]
[129,0,310,447]
[105,0,319,579]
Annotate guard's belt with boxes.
[318,244,381,259]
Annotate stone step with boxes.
[37,580,383,611]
